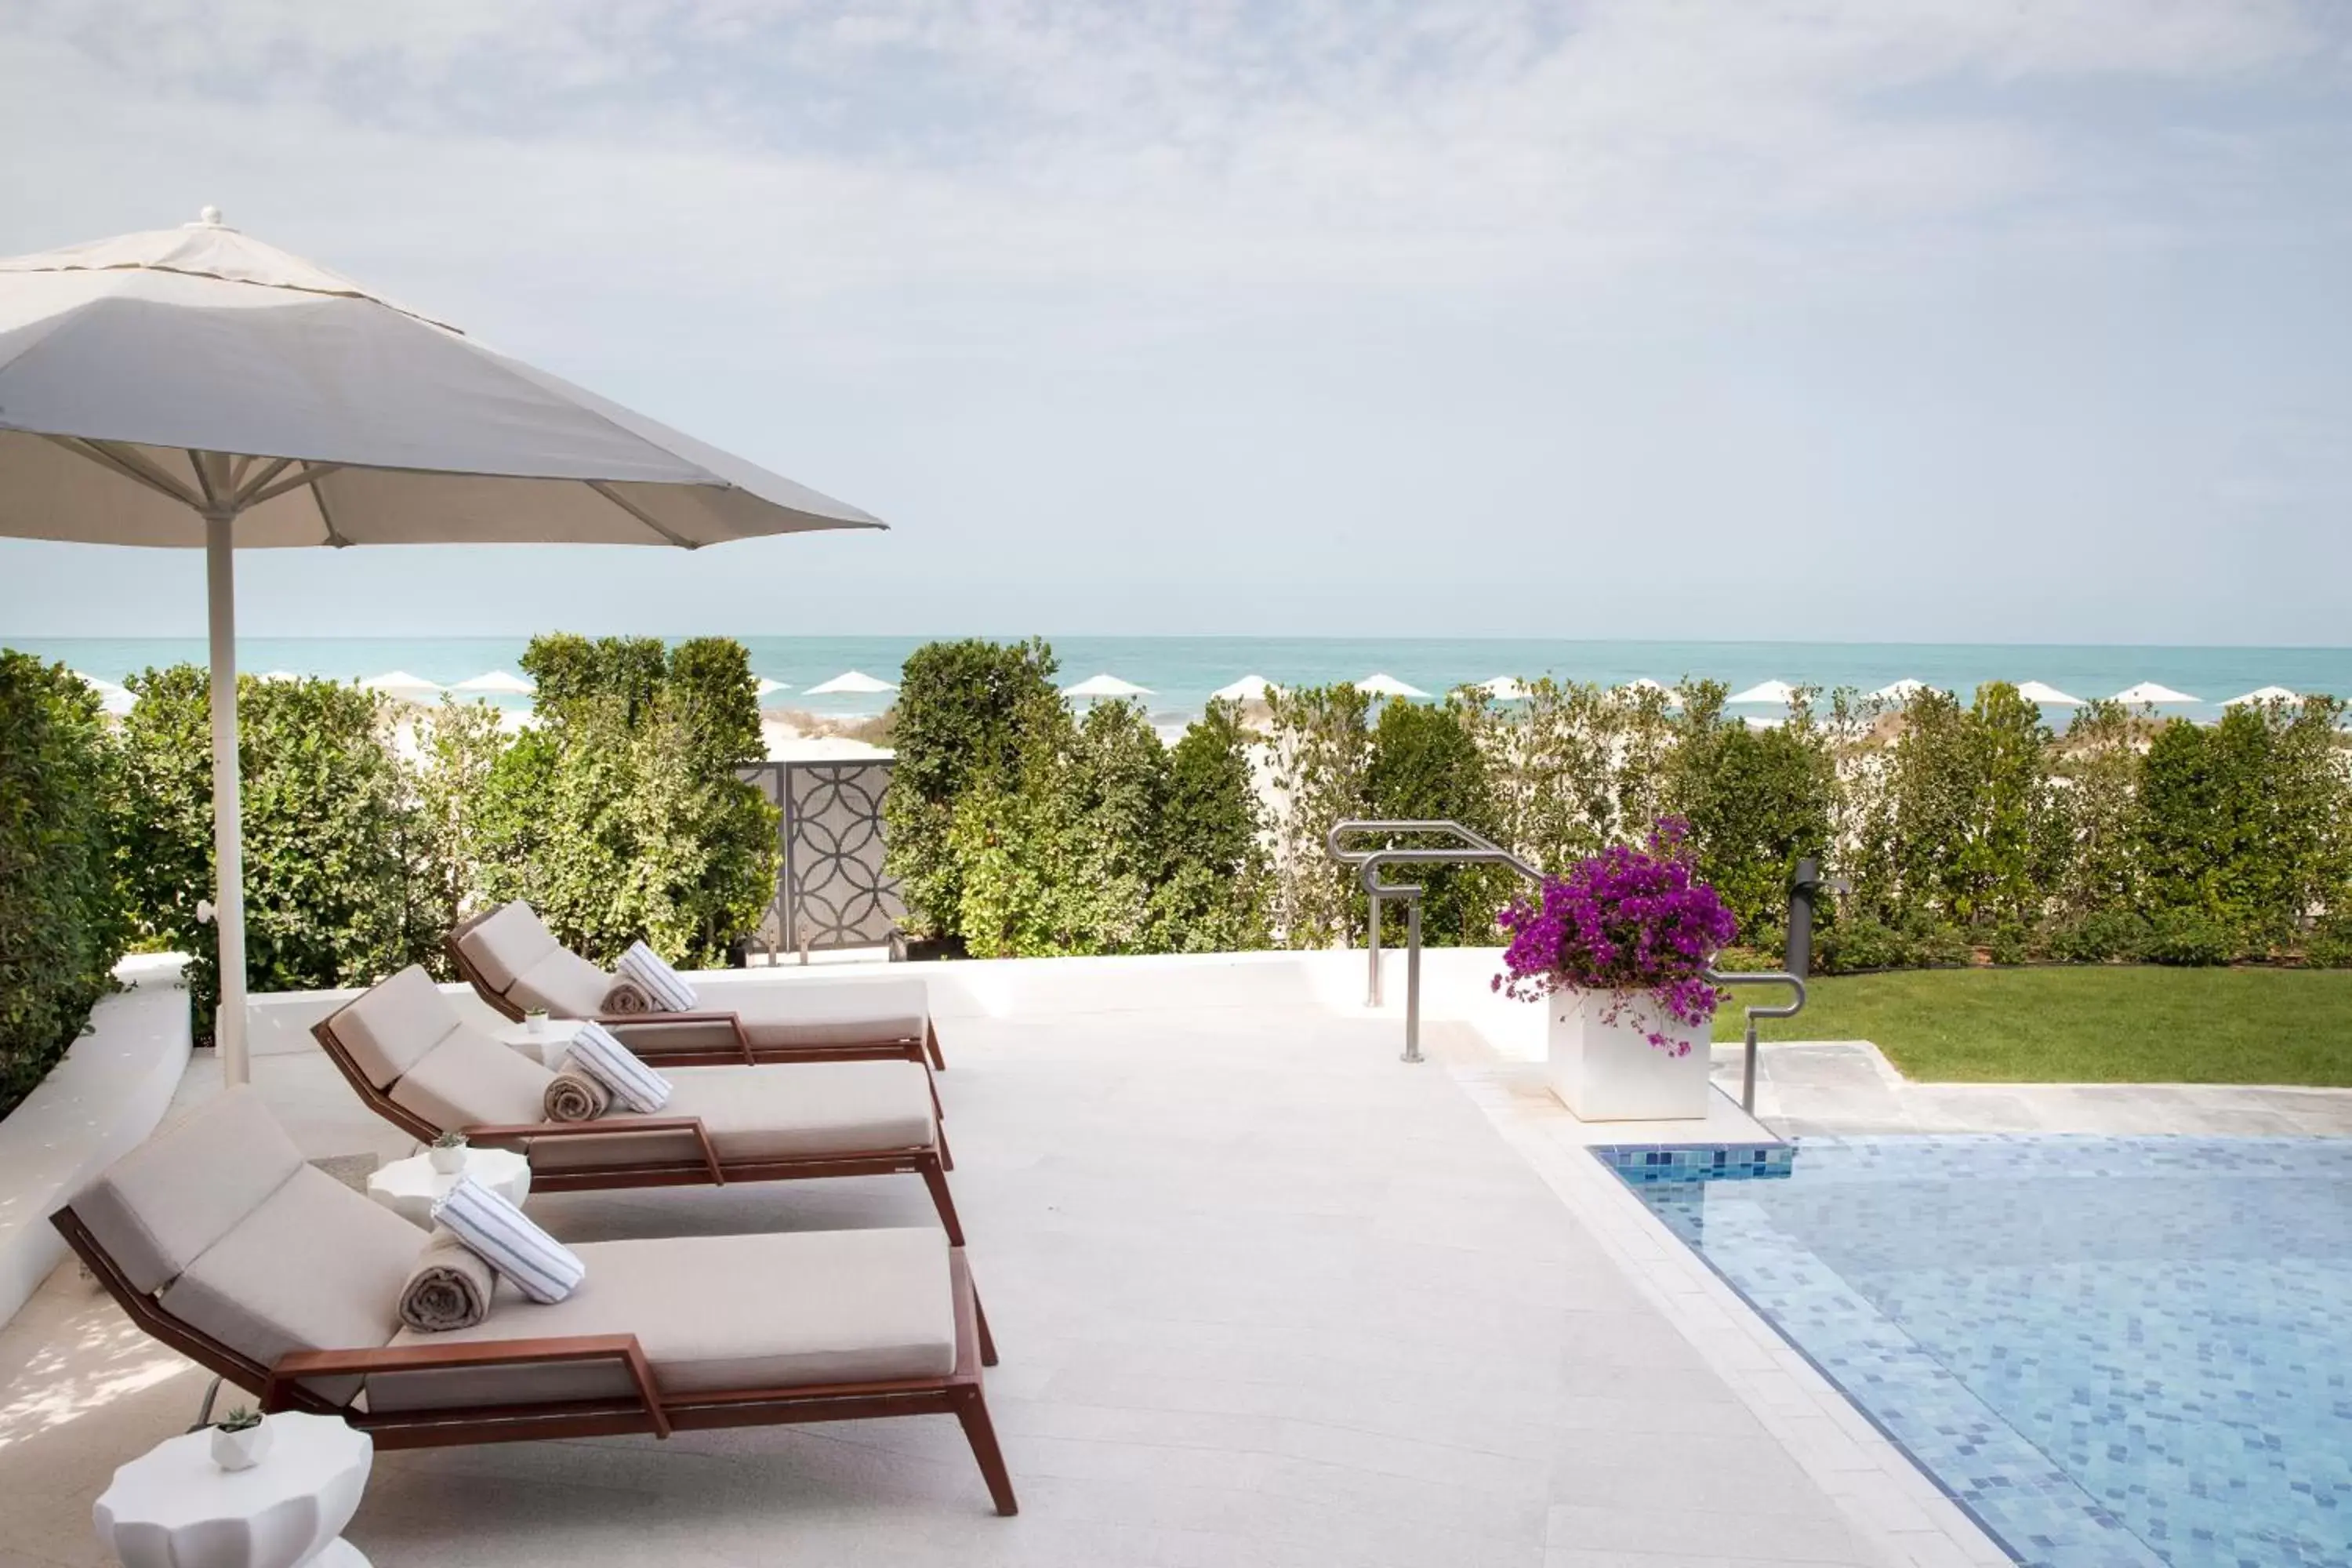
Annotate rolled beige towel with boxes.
[601,977,656,1014]
[543,1069,611,1123]
[400,1231,495,1333]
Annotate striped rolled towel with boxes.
[543,1069,611,1123]
[565,1020,673,1113]
[399,1229,496,1331]
[600,977,655,1014]
[615,940,699,1012]
[430,1174,585,1305]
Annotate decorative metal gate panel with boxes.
[735,760,902,955]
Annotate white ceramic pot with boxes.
[209,1419,274,1472]
[427,1144,467,1175]
[1544,989,1711,1121]
[525,1012,547,1036]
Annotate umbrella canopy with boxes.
[359,670,441,699]
[806,670,898,696]
[753,677,790,699]
[256,669,303,681]
[71,670,136,715]
[451,670,535,695]
[1064,673,1154,699]
[1475,676,1530,702]
[2224,685,2300,707]
[0,210,884,1084]
[1354,673,1428,699]
[1870,678,1929,702]
[1209,674,1278,703]
[2113,681,2198,706]
[1726,679,1796,705]
[2016,681,2085,706]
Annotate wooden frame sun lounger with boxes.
[52,1091,1014,1514]
[448,902,946,1072]
[314,967,968,1245]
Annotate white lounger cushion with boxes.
[334,964,465,1089]
[456,901,563,993]
[159,1165,422,1400]
[621,979,931,1053]
[387,1026,555,1131]
[530,1061,936,1171]
[506,946,616,1018]
[368,1228,956,1411]
[72,1086,310,1294]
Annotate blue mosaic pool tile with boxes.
[1588,1140,1795,1183]
[1607,1135,2352,1568]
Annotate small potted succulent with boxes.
[428,1129,469,1175]
[209,1406,272,1471]
[524,1006,550,1037]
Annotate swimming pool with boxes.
[1613,1135,2352,1568]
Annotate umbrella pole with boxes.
[205,512,249,1086]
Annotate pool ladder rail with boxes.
[1325,820,1806,1112]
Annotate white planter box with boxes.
[1544,989,1711,1121]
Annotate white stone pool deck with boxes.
[0,960,2023,1568]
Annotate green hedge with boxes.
[0,653,131,1117]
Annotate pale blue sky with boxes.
[2,1,2347,644]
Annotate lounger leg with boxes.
[954,1387,1018,1515]
[917,1151,967,1246]
[936,1122,956,1173]
[926,1061,945,1124]
[924,1018,946,1071]
[974,1288,998,1367]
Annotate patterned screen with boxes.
[735,760,904,954]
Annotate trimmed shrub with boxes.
[1664,683,1834,953]
[0,654,131,1116]
[1262,682,1373,947]
[1364,696,1508,945]
[2140,908,2237,967]
[1152,700,1272,953]
[2038,908,2151,964]
[884,639,1063,943]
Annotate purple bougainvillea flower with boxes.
[1494,816,1737,1051]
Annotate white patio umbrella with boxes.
[451,669,535,695]
[358,670,442,700]
[1064,673,1154,699]
[806,670,898,696]
[1354,673,1428,699]
[2015,681,2085,707]
[753,677,790,699]
[1869,678,1929,703]
[1209,674,1278,703]
[2223,685,2300,707]
[1726,679,1797,705]
[2112,681,2199,706]
[1475,676,1530,702]
[0,210,883,1083]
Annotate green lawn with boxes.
[1709,966,2352,1086]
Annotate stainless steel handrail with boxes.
[1324,818,1806,1104]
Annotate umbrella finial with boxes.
[193,205,225,227]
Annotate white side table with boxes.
[96,1410,372,1568]
[493,1016,583,1068]
[365,1146,532,1228]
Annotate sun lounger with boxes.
[51,1087,1014,1512]
[315,967,968,1244]
[449,902,946,1070]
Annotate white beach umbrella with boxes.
[1727,679,1797,705]
[1209,674,1278,703]
[1355,673,1429,699]
[2223,685,2300,707]
[2112,681,2198,706]
[0,210,882,1083]
[451,670,535,695]
[71,670,136,715]
[1475,676,1530,702]
[358,670,442,700]
[1064,673,1154,699]
[1869,678,1930,703]
[256,669,303,681]
[753,677,789,699]
[2016,681,2085,707]
[806,670,898,696]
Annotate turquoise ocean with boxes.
[9,636,2350,727]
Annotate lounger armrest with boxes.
[264,1334,670,1436]
[596,1011,753,1063]
[460,1116,725,1185]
